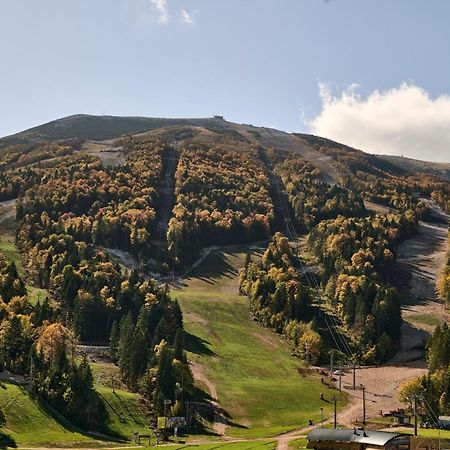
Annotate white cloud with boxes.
[309,83,450,163]
[180,8,195,24]
[150,0,169,24]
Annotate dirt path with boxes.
[0,198,17,237]
[189,361,229,436]
[392,201,450,362]
[275,423,320,450]
[104,247,139,270]
[154,148,179,242]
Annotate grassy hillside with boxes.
[0,381,99,447]
[91,361,151,440]
[0,238,48,305]
[174,246,346,439]
[0,366,149,447]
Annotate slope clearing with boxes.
[173,247,346,439]
[392,202,450,363]
[0,381,100,448]
[0,199,48,305]
[91,361,151,440]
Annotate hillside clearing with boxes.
[0,381,99,448]
[90,361,151,440]
[173,247,346,439]
[392,203,450,363]
[0,200,49,305]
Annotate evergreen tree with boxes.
[109,320,119,361]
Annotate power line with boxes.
[273,175,357,364]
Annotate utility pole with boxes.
[320,407,324,428]
[333,396,337,429]
[413,395,418,437]
[361,384,366,425]
[330,350,334,374]
[339,363,342,392]
[29,355,34,390]
[352,366,356,390]
[164,398,172,428]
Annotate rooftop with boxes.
[307,428,410,447]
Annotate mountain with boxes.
[2,114,448,181]
[1,113,449,441]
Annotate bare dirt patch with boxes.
[0,199,16,237]
[391,202,449,361]
[251,332,279,351]
[338,363,427,426]
[190,361,230,436]
[104,247,139,270]
[80,140,125,167]
[364,200,395,215]
[184,312,209,326]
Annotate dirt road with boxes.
[189,361,229,437]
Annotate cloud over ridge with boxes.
[309,83,450,163]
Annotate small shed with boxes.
[391,413,412,426]
[307,428,411,450]
[438,416,450,430]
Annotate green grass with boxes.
[174,247,346,439]
[0,363,149,447]
[97,386,150,439]
[0,238,49,305]
[405,314,443,328]
[287,437,308,450]
[141,441,277,450]
[26,285,49,305]
[395,427,450,440]
[0,381,102,447]
[91,361,151,440]
[0,240,22,273]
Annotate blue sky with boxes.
[1,1,450,161]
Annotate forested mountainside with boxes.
[0,114,449,437]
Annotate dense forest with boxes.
[274,155,366,231]
[308,213,416,362]
[16,139,166,260]
[167,144,274,264]
[0,242,191,430]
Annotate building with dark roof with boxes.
[307,428,411,450]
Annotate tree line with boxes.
[239,233,322,364]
